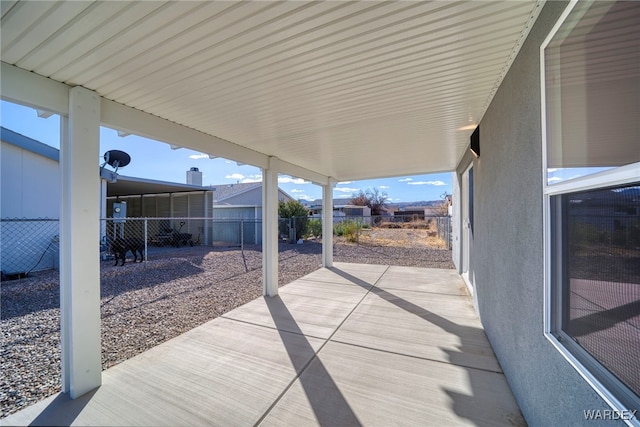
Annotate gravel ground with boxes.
[1,238,453,418]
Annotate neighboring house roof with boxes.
[1,126,59,161]
[210,182,293,204]
[306,198,353,208]
[210,182,262,202]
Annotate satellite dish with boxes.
[103,150,131,169]
[100,150,131,182]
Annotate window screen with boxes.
[552,183,640,402]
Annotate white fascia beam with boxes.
[100,99,269,170]
[1,62,69,114]
[277,158,329,186]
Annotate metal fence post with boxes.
[144,218,148,261]
[240,219,244,254]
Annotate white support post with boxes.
[60,87,102,398]
[322,181,336,268]
[262,158,279,296]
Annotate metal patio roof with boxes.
[1,1,543,182]
[106,174,208,197]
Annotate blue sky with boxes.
[1,100,453,203]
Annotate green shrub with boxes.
[278,200,309,241]
[304,219,322,238]
[334,220,361,242]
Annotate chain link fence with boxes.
[1,218,60,279]
[1,214,452,278]
[434,216,452,249]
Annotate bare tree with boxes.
[350,187,389,216]
[435,191,451,216]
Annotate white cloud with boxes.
[225,172,262,183]
[399,178,413,182]
[278,176,308,185]
[225,173,245,180]
[337,181,353,185]
[188,153,209,160]
[547,176,563,183]
[240,176,262,183]
[379,185,390,189]
[547,168,559,173]
[290,189,304,193]
[334,187,359,193]
[297,194,315,201]
[407,180,446,186]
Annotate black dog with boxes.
[111,237,145,266]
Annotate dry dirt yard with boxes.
[1,228,453,418]
[359,227,448,249]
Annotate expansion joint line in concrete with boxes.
[328,339,504,375]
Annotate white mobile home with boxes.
[1,127,60,274]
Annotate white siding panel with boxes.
[1,142,24,218]
[21,153,60,218]
[156,194,171,217]
[142,195,157,217]
[1,141,59,218]
[172,194,189,218]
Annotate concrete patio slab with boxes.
[302,262,388,287]
[376,265,469,295]
[261,341,525,427]
[221,284,368,339]
[2,264,524,427]
[366,286,483,321]
[3,318,324,427]
[331,290,501,372]
[277,278,373,303]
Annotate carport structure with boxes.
[6,1,635,425]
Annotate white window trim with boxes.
[541,1,640,424]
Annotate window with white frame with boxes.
[542,0,640,416]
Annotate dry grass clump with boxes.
[347,219,448,249]
[377,220,433,230]
[357,228,447,249]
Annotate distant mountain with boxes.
[389,200,444,208]
[301,198,446,208]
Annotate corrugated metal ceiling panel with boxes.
[1,0,543,181]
